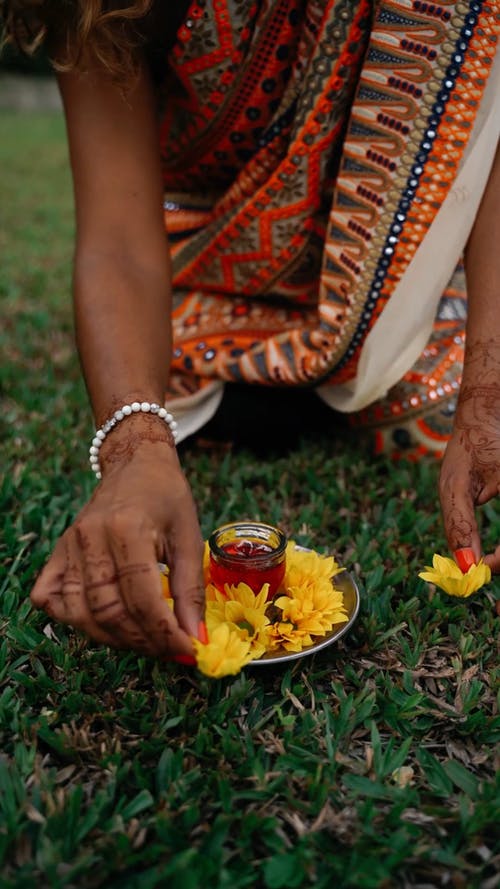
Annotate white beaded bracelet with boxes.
[89,401,179,480]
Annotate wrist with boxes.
[92,391,166,428]
[90,403,178,479]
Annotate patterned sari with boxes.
[157,0,499,455]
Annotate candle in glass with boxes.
[208,522,287,600]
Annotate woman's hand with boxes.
[29,61,208,658]
[440,136,500,572]
[440,354,500,573]
[30,416,205,659]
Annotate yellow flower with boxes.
[268,579,348,651]
[277,585,348,633]
[205,582,220,603]
[267,543,348,652]
[193,623,255,677]
[267,620,314,653]
[205,582,271,657]
[419,553,491,598]
[284,541,343,590]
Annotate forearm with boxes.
[55,58,172,428]
[462,139,500,381]
[74,244,172,427]
[440,141,500,566]
[31,54,205,655]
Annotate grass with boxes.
[1,110,499,889]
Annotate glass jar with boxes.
[208,521,287,599]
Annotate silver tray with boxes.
[249,566,360,666]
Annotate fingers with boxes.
[440,448,500,573]
[31,501,201,658]
[31,536,66,614]
[30,459,205,660]
[482,546,500,574]
[107,510,194,657]
[31,533,120,649]
[31,517,193,656]
[75,522,154,653]
[165,505,205,641]
[475,480,499,506]
[439,465,482,563]
[60,531,121,646]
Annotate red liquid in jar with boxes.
[209,539,285,599]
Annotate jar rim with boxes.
[208,521,287,563]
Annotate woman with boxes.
[2,0,499,660]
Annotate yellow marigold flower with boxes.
[205,582,219,603]
[419,553,491,598]
[193,623,255,677]
[277,587,347,631]
[205,582,271,657]
[271,582,348,645]
[267,620,315,653]
[218,581,269,611]
[285,541,343,592]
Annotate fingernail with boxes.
[198,620,209,644]
[173,654,197,666]
[454,547,476,573]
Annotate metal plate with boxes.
[248,565,360,667]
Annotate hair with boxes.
[1,0,153,78]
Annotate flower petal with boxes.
[193,623,255,677]
[419,553,491,598]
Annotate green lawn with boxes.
[1,111,499,889]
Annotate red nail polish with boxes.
[173,654,196,666]
[454,548,476,573]
[198,620,209,644]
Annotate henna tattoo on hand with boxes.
[181,583,206,610]
[457,337,500,470]
[464,336,500,371]
[86,574,120,592]
[95,392,165,428]
[99,413,175,470]
[157,617,173,640]
[91,598,123,615]
[117,563,154,580]
[445,337,500,546]
[446,492,475,550]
